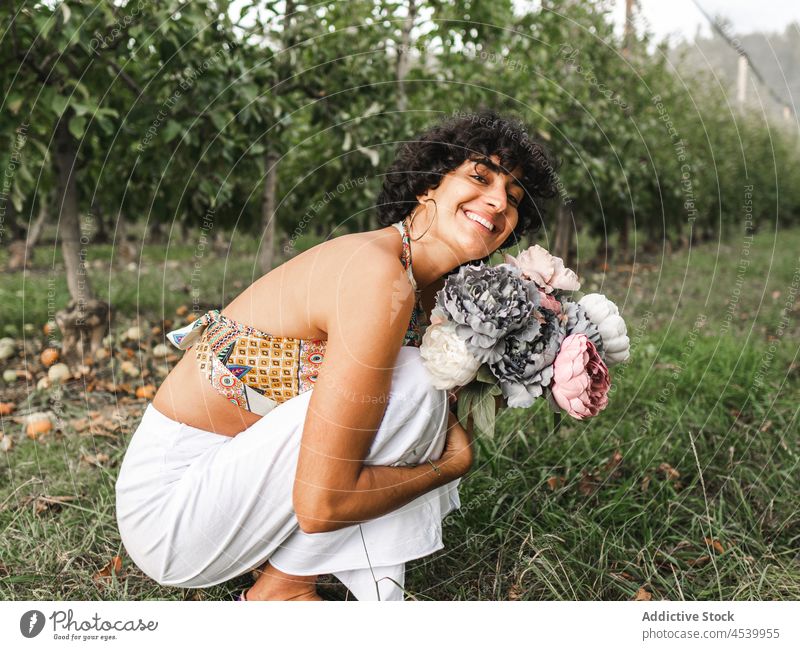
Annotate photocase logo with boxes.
[20,610,45,638]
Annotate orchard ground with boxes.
[1,226,798,600]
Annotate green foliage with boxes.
[2,1,798,257]
[456,370,502,440]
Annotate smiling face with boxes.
[416,154,525,261]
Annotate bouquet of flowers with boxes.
[419,244,630,438]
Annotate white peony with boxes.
[579,292,618,321]
[419,315,482,390]
[578,293,630,365]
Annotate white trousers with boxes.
[115,346,461,601]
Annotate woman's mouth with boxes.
[460,208,496,233]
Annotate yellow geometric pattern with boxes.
[227,335,301,402]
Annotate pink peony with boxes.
[504,245,580,293]
[504,245,554,287]
[537,287,562,314]
[550,333,610,419]
[549,256,581,292]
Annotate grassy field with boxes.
[1,226,798,600]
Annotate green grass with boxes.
[415,333,799,600]
[1,227,798,600]
[0,228,327,334]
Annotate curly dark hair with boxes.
[376,109,559,254]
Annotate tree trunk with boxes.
[552,202,573,267]
[8,190,49,271]
[114,211,138,264]
[258,148,280,274]
[5,191,23,271]
[395,0,417,113]
[55,119,93,303]
[591,235,611,271]
[27,190,49,250]
[147,219,165,244]
[54,118,110,366]
[212,229,228,256]
[254,0,292,273]
[7,240,27,271]
[92,198,110,244]
[618,213,631,262]
[173,218,187,243]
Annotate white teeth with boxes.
[464,210,494,232]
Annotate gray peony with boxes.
[436,263,540,365]
[562,300,605,357]
[488,306,565,408]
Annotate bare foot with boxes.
[244,560,322,601]
[284,590,323,601]
[243,587,322,601]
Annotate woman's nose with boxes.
[483,180,507,213]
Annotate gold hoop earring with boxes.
[407,199,438,242]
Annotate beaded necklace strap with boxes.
[392,219,427,347]
[400,218,412,268]
[393,219,419,294]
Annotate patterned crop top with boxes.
[165,219,428,417]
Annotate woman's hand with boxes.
[435,410,475,480]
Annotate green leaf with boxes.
[239,83,259,104]
[97,116,114,136]
[162,120,182,143]
[7,95,24,115]
[50,93,69,118]
[209,112,229,132]
[17,163,34,186]
[472,386,497,439]
[199,178,217,197]
[68,115,86,139]
[456,385,476,430]
[453,381,498,439]
[33,12,55,40]
[11,190,23,212]
[71,102,96,117]
[31,139,51,159]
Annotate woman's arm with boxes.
[313,411,472,532]
[292,247,470,534]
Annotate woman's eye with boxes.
[508,194,520,205]
[471,174,487,184]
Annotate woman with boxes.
[115,110,556,601]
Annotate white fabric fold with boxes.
[116,346,461,601]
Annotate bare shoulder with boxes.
[311,228,400,276]
[226,227,406,339]
[308,229,414,335]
